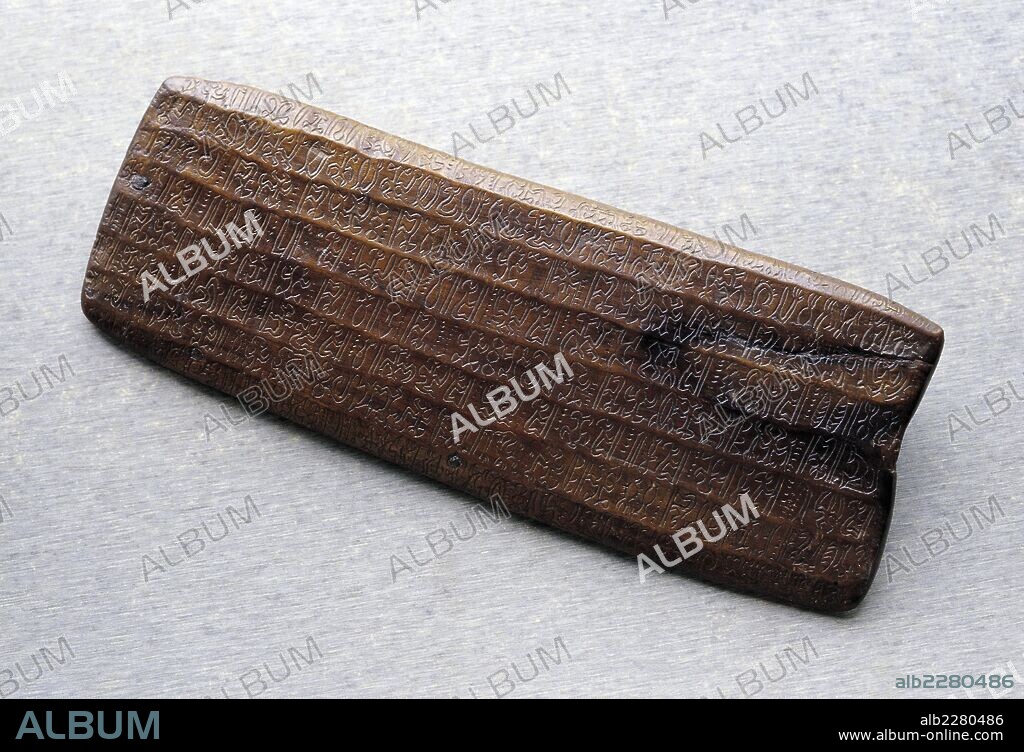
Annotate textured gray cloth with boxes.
[0,0,1020,698]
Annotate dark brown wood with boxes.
[81,77,943,612]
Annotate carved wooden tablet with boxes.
[81,77,943,612]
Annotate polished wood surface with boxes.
[81,77,943,612]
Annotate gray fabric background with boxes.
[0,0,1021,698]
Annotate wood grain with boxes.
[80,77,943,612]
